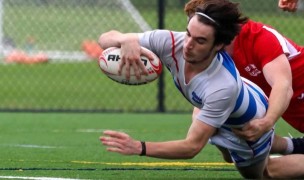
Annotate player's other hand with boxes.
[100,130,142,155]
[232,117,272,142]
[278,0,298,12]
[119,41,153,80]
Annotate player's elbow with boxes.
[184,144,202,159]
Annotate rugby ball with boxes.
[98,47,162,85]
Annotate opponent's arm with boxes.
[233,54,293,141]
[262,54,293,126]
[100,119,216,159]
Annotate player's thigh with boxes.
[215,145,233,163]
[236,157,269,179]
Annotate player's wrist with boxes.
[139,141,146,156]
[262,115,277,131]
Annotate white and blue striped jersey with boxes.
[139,30,273,167]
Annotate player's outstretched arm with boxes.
[278,0,299,12]
[100,119,216,159]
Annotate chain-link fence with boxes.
[0,0,303,113]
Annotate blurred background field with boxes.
[0,113,301,179]
[0,0,303,113]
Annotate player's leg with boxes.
[236,157,268,179]
[291,136,304,153]
[215,145,233,163]
[265,154,304,178]
[273,100,304,154]
[271,134,304,154]
[211,129,273,178]
[216,145,267,178]
[271,134,289,154]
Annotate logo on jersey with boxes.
[192,91,202,105]
[244,64,261,77]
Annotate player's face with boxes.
[183,15,219,64]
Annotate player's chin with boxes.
[183,53,195,63]
[184,58,197,64]
[183,54,191,62]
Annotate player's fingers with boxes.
[140,48,152,75]
[101,138,124,149]
[132,63,141,80]
[231,128,243,136]
[141,48,155,62]
[100,137,129,154]
[118,59,125,75]
[138,59,148,76]
[124,60,131,80]
[106,147,123,154]
[103,130,129,139]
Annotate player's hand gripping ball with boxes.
[98,47,162,85]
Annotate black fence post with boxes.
[157,0,165,112]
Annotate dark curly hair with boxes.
[186,0,248,46]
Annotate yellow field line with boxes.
[3,159,233,168]
[71,161,233,167]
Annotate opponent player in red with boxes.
[184,0,304,157]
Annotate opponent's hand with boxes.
[119,43,154,80]
[232,118,272,142]
[278,0,298,12]
[100,130,142,155]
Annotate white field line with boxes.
[76,129,130,133]
[0,144,64,149]
[76,129,106,133]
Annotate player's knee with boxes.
[263,158,278,179]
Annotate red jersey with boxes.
[232,20,304,131]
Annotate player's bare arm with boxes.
[278,0,299,12]
[233,54,293,141]
[99,30,152,79]
[100,119,216,159]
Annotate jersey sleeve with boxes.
[249,25,293,68]
[138,30,172,61]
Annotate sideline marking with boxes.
[0,176,86,180]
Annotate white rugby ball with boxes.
[98,47,162,85]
